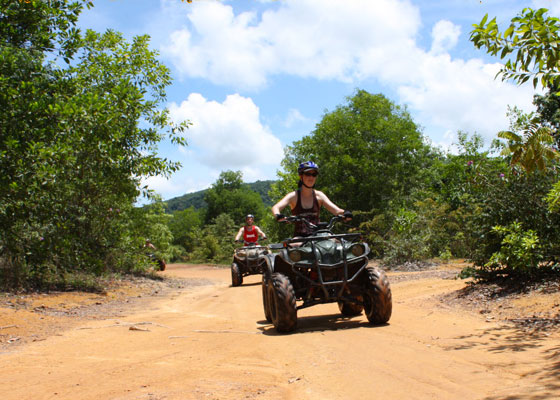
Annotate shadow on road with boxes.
[257,312,388,336]
[443,325,560,400]
[230,281,261,288]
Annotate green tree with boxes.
[498,113,558,174]
[0,1,187,289]
[470,8,560,88]
[0,0,86,60]
[190,213,237,263]
[456,153,560,274]
[533,84,560,135]
[129,199,174,265]
[484,222,543,276]
[204,171,266,225]
[167,207,202,253]
[469,7,560,276]
[277,90,436,213]
[430,132,490,208]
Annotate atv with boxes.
[262,215,392,332]
[147,252,166,271]
[231,240,270,287]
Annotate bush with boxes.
[484,222,543,275]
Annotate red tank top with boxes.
[291,189,320,237]
[243,226,259,244]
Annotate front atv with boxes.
[262,216,392,332]
[231,241,270,287]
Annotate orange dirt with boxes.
[1,263,559,399]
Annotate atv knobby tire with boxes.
[262,276,272,322]
[338,299,364,316]
[267,273,297,332]
[363,266,392,324]
[158,259,166,271]
[231,263,243,287]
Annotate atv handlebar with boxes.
[235,238,267,246]
[279,214,345,232]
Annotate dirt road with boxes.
[1,264,559,399]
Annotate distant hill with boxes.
[164,180,276,213]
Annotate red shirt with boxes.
[243,225,259,244]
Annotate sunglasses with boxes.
[303,171,318,177]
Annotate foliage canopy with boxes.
[0,0,187,289]
[276,90,436,214]
[471,8,560,88]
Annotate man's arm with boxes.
[256,226,267,239]
[234,227,244,241]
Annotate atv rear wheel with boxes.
[267,273,297,332]
[363,266,392,324]
[231,263,243,287]
[262,276,272,322]
[338,298,364,316]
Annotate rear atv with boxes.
[262,215,392,332]
[147,253,166,271]
[231,241,269,287]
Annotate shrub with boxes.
[484,222,543,275]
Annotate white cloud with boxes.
[140,173,206,201]
[162,0,421,89]
[430,20,460,55]
[397,54,535,146]
[168,93,284,170]
[162,0,534,145]
[283,108,307,128]
[163,2,274,89]
[532,0,560,16]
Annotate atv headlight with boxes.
[289,249,303,262]
[350,243,365,257]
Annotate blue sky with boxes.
[77,0,560,203]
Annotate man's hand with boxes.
[343,210,353,220]
[275,213,286,222]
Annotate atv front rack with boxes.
[282,232,361,246]
[276,233,369,310]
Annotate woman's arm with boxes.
[271,191,296,217]
[316,190,344,215]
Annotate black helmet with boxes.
[297,161,319,175]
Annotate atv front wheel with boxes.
[363,267,392,324]
[267,273,297,332]
[231,263,243,287]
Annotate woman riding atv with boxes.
[265,162,391,333]
[271,161,352,235]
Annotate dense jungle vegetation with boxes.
[1,2,560,290]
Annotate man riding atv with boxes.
[143,239,166,271]
[234,214,267,245]
[264,161,392,332]
[231,214,269,286]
